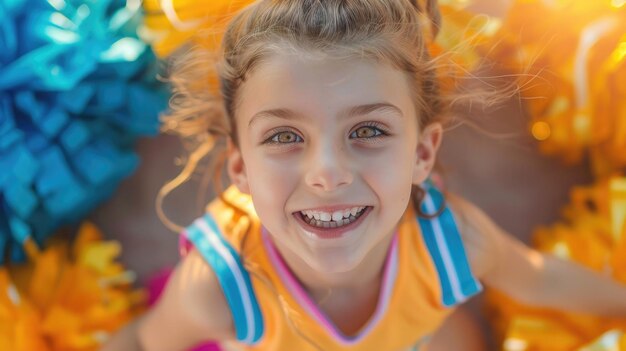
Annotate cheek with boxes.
[359,145,414,204]
[366,163,413,198]
[244,153,300,219]
[249,155,300,187]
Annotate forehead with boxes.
[236,53,416,125]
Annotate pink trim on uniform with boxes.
[179,232,193,257]
[261,229,399,345]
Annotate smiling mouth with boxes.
[296,207,369,228]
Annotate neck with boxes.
[267,232,396,301]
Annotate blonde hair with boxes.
[156,0,482,232]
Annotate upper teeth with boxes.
[300,207,365,222]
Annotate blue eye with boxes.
[265,131,303,144]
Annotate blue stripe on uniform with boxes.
[417,182,482,307]
[201,214,265,341]
[185,214,264,344]
[418,214,457,307]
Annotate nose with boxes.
[304,141,353,192]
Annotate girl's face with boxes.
[228,53,439,274]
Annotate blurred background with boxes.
[2,0,625,350]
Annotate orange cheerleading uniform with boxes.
[180,184,482,351]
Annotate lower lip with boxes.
[293,207,372,240]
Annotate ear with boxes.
[226,139,250,194]
[412,122,443,185]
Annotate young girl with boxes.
[105,0,626,350]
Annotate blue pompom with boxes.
[0,0,168,263]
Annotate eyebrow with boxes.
[247,102,404,128]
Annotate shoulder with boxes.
[140,189,261,350]
[444,192,503,281]
[177,206,265,345]
[176,248,237,335]
[443,192,549,304]
[140,248,235,350]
